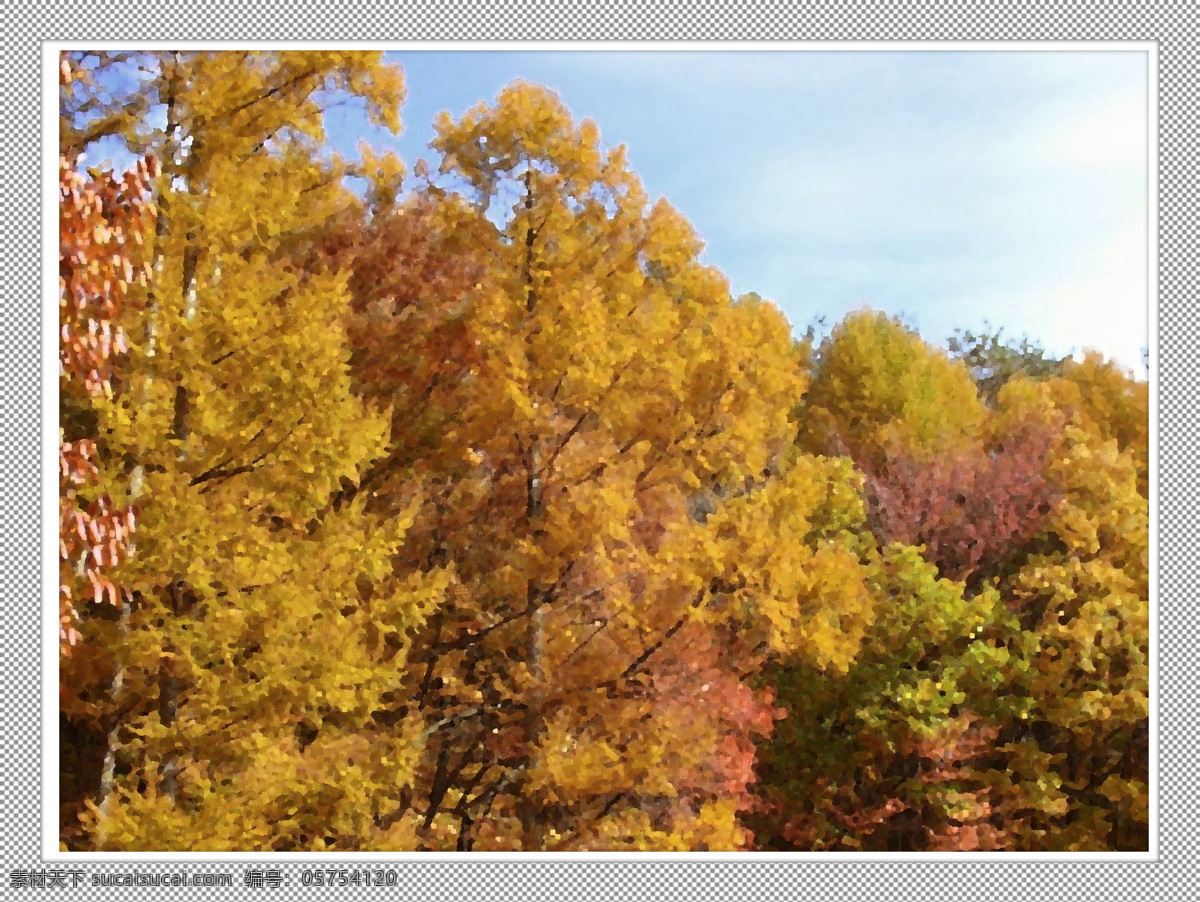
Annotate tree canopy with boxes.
[59,52,1150,853]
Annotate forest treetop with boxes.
[59,52,1148,853]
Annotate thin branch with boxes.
[438,559,577,653]
[417,611,444,710]
[588,589,705,694]
[561,617,608,665]
[226,67,324,120]
[471,763,528,825]
[421,707,481,741]
[618,616,687,683]
[539,410,590,482]
[188,418,298,488]
[420,744,453,831]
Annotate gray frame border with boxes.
[6,3,1181,899]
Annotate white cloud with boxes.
[946,219,1149,374]
[696,57,1148,371]
[1024,220,1150,372]
[1031,89,1148,170]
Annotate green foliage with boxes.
[946,323,1068,404]
[749,544,1017,850]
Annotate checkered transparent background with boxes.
[4,2,1187,899]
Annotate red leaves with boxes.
[59,152,156,399]
[306,192,490,483]
[59,479,137,608]
[646,621,779,811]
[58,111,154,654]
[862,421,1062,584]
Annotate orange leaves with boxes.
[641,199,705,277]
[312,191,490,476]
[352,142,406,212]
[59,154,156,398]
[688,452,873,673]
[336,81,843,849]
[1049,353,1149,496]
[59,147,156,656]
[59,52,442,853]
[342,53,406,134]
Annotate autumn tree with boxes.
[58,56,1147,852]
[304,178,493,490]
[946,324,1068,405]
[316,82,878,851]
[58,130,157,652]
[58,50,460,852]
[58,58,161,839]
[750,542,1017,850]
[797,311,1062,588]
[755,312,1148,851]
[798,309,985,466]
[1043,353,1150,499]
[966,372,1149,850]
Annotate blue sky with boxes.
[324,49,1149,374]
[74,49,1149,373]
